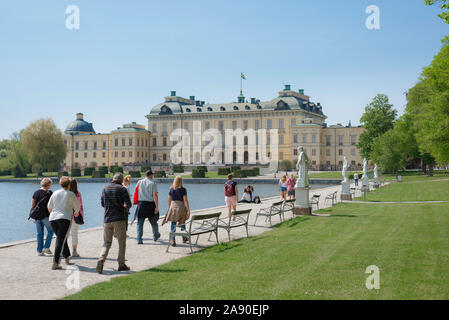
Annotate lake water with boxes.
[0,181,328,244]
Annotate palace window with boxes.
[152,138,157,147]
[129,152,133,157]
[243,120,248,130]
[75,142,79,150]
[115,152,118,157]
[338,149,343,156]
[122,139,125,146]
[103,141,107,149]
[84,142,88,150]
[102,152,106,158]
[351,135,357,145]
[232,121,237,130]
[152,123,157,133]
[338,135,344,146]
[205,121,210,130]
[84,152,87,158]
[122,152,125,158]
[93,152,96,158]
[312,149,316,156]
[293,134,298,144]
[326,149,330,156]
[279,135,284,145]
[163,137,167,147]
[153,154,157,161]
[267,119,272,129]
[75,153,78,158]
[326,136,331,146]
[93,141,97,150]
[255,120,260,130]
[302,135,307,143]
[351,149,356,156]
[279,119,284,129]
[163,154,167,161]
[312,134,317,143]
[115,139,118,147]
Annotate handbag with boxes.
[74,213,84,225]
[28,191,51,220]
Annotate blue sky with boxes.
[0,0,448,139]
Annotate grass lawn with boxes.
[359,179,449,202]
[65,179,449,300]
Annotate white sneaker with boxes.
[37,252,45,256]
[43,248,52,255]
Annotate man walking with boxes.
[224,174,238,218]
[96,173,132,274]
[134,170,160,244]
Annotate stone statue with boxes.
[342,156,349,183]
[295,146,310,188]
[374,164,378,179]
[362,158,368,179]
[169,162,174,175]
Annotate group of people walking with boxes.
[30,170,267,272]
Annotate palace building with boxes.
[62,113,151,171]
[147,85,364,170]
[62,85,364,172]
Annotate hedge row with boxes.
[128,171,142,178]
[154,171,166,178]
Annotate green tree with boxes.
[407,38,449,165]
[21,118,67,173]
[8,132,29,178]
[425,0,449,24]
[357,94,397,159]
[371,114,420,173]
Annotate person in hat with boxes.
[133,170,160,244]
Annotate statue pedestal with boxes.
[341,181,352,201]
[373,178,379,189]
[361,176,370,192]
[293,186,312,216]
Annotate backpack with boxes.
[224,181,235,197]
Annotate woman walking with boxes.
[68,179,84,258]
[287,174,296,200]
[31,178,54,256]
[162,176,191,247]
[47,176,80,270]
[279,175,288,201]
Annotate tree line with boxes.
[357,2,449,174]
[0,119,67,177]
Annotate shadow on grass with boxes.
[329,214,358,218]
[215,242,243,253]
[144,268,187,273]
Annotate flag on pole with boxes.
[241,73,246,80]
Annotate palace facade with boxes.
[147,85,364,170]
[62,85,364,172]
[62,113,150,171]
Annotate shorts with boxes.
[280,187,287,192]
[225,195,238,207]
[287,190,295,196]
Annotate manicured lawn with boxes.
[65,180,449,299]
[359,179,449,202]
[181,172,229,179]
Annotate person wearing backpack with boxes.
[224,174,238,218]
[31,178,54,256]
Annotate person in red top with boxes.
[287,174,296,200]
[224,174,238,218]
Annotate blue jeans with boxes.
[36,218,54,253]
[137,217,160,242]
[170,222,187,241]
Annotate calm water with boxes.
[0,181,327,244]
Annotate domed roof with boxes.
[64,113,96,135]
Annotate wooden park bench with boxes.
[310,194,321,210]
[166,212,221,253]
[324,191,338,207]
[208,209,252,242]
[254,200,284,227]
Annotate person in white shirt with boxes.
[47,176,80,270]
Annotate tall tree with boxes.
[8,132,29,177]
[407,38,449,165]
[425,0,449,24]
[21,118,67,173]
[357,94,397,159]
[371,113,420,173]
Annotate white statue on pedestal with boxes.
[342,156,349,183]
[362,158,368,180]
[373,163,379,185]
[295,146,310,188]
